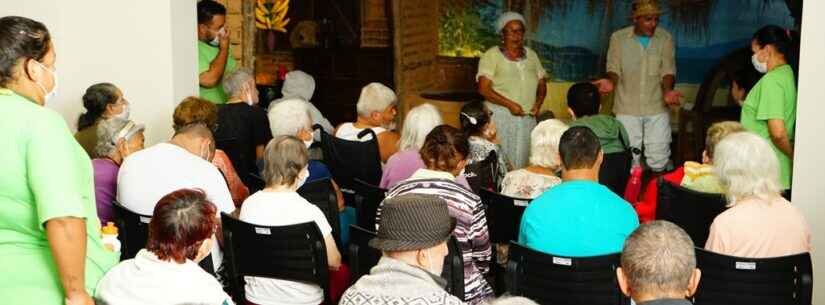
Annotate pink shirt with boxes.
[380,149,470,190]
[705,196,811,258]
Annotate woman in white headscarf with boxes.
[476,12,547,169]
[269,70,334,138]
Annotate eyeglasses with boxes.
[503,28,525,35]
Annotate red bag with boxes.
[624,165,643,203]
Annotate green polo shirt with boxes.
[198,40,237,104]
[740,64,796,190]
[0,89,118,304]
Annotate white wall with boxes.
[1,0,198,145]
[794,1,825,303]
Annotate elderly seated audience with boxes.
[636,121,744,223]
[461,100,509,192]
[215,68,272,190]
[340,194,463,305]
[95,189,234,305]
[268,98,353,245]
[519,126,639,257]
[617,221,701,305]
[269,70,334,137]
[500,119,567,199]
[379,125,493,304]
[380,103,470,190]
[335,82,400,162]
[239,135,345,305]
[75,83,132,157]
[117,120,234,271]
[705,132,811,258]
[92,118,145,225]
[174,96,249,204]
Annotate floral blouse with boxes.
[500,169,562,199]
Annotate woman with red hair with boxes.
[95,188,234,305]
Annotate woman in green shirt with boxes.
[0,17,117,305]
[740,25,799,191]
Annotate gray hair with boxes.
[356,82,397,117]
[95,118,145,157]
[713,131,782,205]
[262,135,308,187]
[529,119,568,170]
[268,98,312,137]
[490,297,539,305]
[222,68,254,99]
[399,103,443,151]
[621,221,696,296]
[281,70,316,101]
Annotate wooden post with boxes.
[241,0,256,69]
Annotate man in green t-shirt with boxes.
[197,0,237,104]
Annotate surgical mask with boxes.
[425,249,442,276]
[114,103,130,120]
[752,53,768,74]
[209,27,225,47]
[245,91,255,106]
[304,139,313,149]
[294,167,309,189]
[33,60,57,104]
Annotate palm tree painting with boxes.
[439,0,797,83]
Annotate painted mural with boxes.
[439,0,794,84]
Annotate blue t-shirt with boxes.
[518,180,639,257]
[308,160,332,182]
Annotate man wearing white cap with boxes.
[476,12,547,169]
[594,0,681,173]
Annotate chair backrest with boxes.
[314,124,382,197]
[352,178,387,230]
[656,178,727,247]
[442,236,465,300]
[112,202,152,261]
[297,178,341,244]
[347,224,381,282]
[220,213,330,304]
[694,248,813,305]
[464,150,500,194]
[507,242,629,305]
[599,151,632,196]
[479,189,529,244]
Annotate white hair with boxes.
[490,296,539,305]
[268,98,312,137]
[222,68,254,98]
[356,82,397,117]
[95,118,145,157]
[496,12,526,33]
[529,119,568,170]
[713,131,782,205]
[399,103,443,151]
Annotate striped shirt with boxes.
[377,169,494,304]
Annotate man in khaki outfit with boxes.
[594,0,682,173]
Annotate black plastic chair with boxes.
[507,242,629,305]
[298,178,341,245]
[352,178,387,230]
[694,248,813,305]
[656,178,728,247]
[220,213,330,304]
[112,202,151,261]
[599,151,632,197]
[465,150,500,194]
[442,236,465,301]
[479,189,529,244]
[347,224,381,282]
[314,124,382,205]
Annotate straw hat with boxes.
[369,194,456,252]
[632,0,662,18]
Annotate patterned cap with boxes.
[632,0,662,18]
[369,194,456,251]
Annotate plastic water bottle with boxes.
[624,165,643,203]
[101,222,121,253]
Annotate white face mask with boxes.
[752,53,768,74]
[33,60,57,104]
[424,248,442,276]
[304,139,313,149]
[294,167,309,189]
[114,103,130,120]
[209,27,225,47]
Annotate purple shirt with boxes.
[92,159,119,225]
[380,149,471,190]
